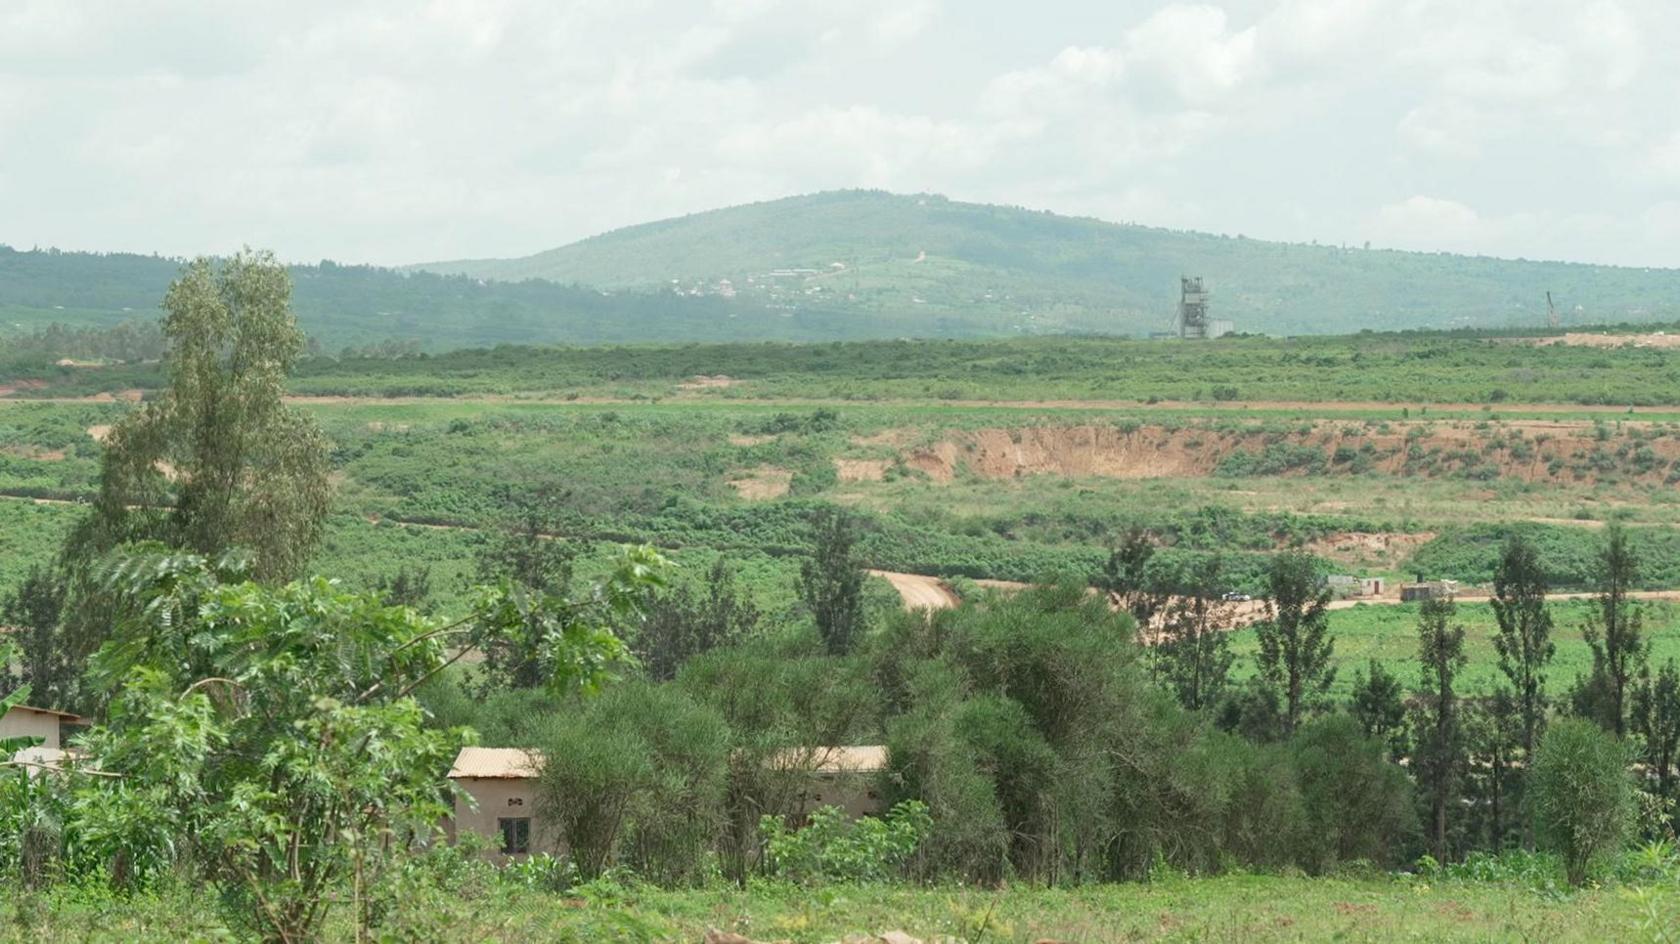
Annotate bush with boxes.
[1531,718,1634,886]
[535,682,729,883]
[1289,715,1418,872]
[759,801,931,884]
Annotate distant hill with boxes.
[417,190,1680,335]
[0,246,1001,350]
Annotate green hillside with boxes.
[0,246,1010,351]
[418,190,1680,335]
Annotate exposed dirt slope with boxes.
[875,421,1680,485]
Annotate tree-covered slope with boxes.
[0,246,1008,349]
[418,190,1680,335]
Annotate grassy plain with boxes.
[2,873,1670,943]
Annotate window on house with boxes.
[498,817,531,855]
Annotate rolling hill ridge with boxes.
[417,190,1680,336]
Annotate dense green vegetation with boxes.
[5,868,1677,943]
[15,326,1680,408]
[419,189,1680,335]
[0,246,1010,351]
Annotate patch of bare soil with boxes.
[1304,531,1437,567]
[728,434,773,447]
[835,458,889,482]
[86,425,112,442]
[878,420,1680,486]
[1545,332,1680,349]
[0,380,48,397]
[852,430,910,447]
[678,374,738,390]
[868,570,959,610]
[728,465,792,500]
[1,446,66,461]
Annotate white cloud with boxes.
[1370,196,1483,250]
[1122,5,1258,106]
[0,0,1676,267]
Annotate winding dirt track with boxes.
[866,570,959,611]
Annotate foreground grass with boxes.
[2,874,1668,943]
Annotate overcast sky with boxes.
[2,0,1677,268]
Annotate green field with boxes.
[4,872,1671,943]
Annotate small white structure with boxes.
[3,703,84,779]
[447,747,553,862]
[1,703,81,750]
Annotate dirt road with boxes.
[868,566,1680,623]
[867,570,960,611]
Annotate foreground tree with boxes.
[1411,598,1467,863]
[1348,659,1408,759]
[798,507,866,655]
[0,566,69,708]
[69,251,330,581]
[1152,556,1237,711]
[1463,690,1523,852]
[1633,659,1680,811]
[1489,534,1555,765]
[67,543,665,942]
[1531,718,1634,886]
[1575,525,1648,736]
[1254,550,1335,737]
[1098,529,1172,629]
[634,557,760,681]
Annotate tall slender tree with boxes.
[0,566,68,706]
[1576,525,1648,736]
[68,250,330,581]
[54,251,331,710]
[1633,659,1680,811]
[799,507,866,655]
[1098,528,1173,630]
[1489,534,1555,761]
[1412,597,1467,863]
[1254,550,1335,737]
[1153,556,1237,711]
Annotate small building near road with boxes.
[447,747,554,862]
[1328,575,1386,599]
[1400,580,1459,602]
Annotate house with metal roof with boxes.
[445,743,892,862]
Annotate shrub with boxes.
[1290,715,1418,873]
[759,801,931,884]
[1530,718,1634,886]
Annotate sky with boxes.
[1,0,1677,268]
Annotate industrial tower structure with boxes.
[1177,277,1210,338]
